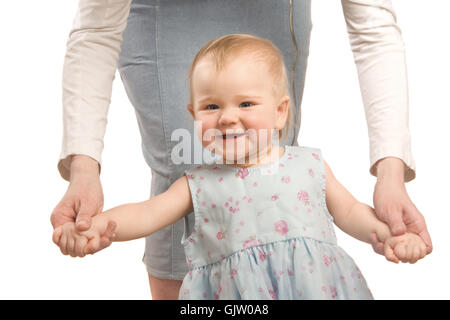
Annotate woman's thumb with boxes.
[75,203,94,231]
[386,210,407,236]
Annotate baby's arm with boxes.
[324,160,426,264]
[89,175,193,242]
[53,175,193,255]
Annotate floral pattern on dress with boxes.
[297,190,310,206]
[179,146,373,300]
[236,168,249,179]
[274,220,288,235]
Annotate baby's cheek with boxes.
[200,122,222,146]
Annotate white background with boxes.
[0,1,448,299]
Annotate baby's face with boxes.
[188,54,289,165]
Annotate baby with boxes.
[53,34,426,299]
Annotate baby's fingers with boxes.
[59,231,68,256]
[407,243,416,263]
[384,242,399,264]
[394,237,427,264]
[75,236,88,258]
[394,243,408,263]
[99,220,117,250]
[103,220,117,240]
[84,235,101,255]
[67,235,76,258]
[408,246,421,264]
[410,242,427,264]
[52,227,63,246]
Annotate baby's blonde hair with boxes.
[187,33,291,141]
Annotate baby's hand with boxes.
[52,218,116,257]
[383,232,427,264]
[52,222,90,257]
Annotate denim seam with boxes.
[292,1,312,144]
[154,2,175,279]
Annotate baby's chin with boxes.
[202,134,275,164]
[207,146,262,166]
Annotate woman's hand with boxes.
[370,157,432,256]
[50,155,115,256]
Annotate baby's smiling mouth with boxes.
[218,132,248,140]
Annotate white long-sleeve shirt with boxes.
[58,0,416,182]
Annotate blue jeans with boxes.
[118,0,312,280]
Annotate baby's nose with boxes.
[218,108,239,126]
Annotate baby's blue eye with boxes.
[240,102,252,108]
[206,104,219,110]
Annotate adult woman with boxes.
[51,0,432,299]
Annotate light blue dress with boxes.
[179,145,374,300]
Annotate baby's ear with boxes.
[187,104,195,118]
[275,96,290,129]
